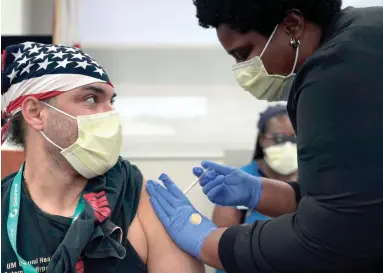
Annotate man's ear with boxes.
[282,9,305,41]
[21,97,45,131]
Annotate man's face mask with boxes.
[41,102,122,179]
[232,25,300,101]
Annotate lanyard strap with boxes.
[7,163,85,273]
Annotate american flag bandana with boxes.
[1,41,112,144]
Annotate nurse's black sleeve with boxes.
[217,42,383,273]
[286,182,301,205]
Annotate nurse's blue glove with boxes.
[146,174,217,259]
[193,160,262,209]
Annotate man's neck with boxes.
[24,153,88,217]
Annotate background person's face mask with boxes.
[41,102,123,179]
[263,141,298,175]
[233,25,299,101]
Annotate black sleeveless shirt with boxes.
[1,159,147,273]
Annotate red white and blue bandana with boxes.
[1,42,112,144]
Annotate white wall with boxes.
[114,85,266,157]
[1,0,53,35]
[2,0,381,38]
[1,0,28,35]
[78,0,218,46]
[76,0,382,46]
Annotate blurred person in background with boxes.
[214,104,298,273]
[1,42,204,273]
[146,0,383,272]
[212,104,298,229]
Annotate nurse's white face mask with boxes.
[40,102,122,179]
[232,25,300,101]
[263,141,298,175]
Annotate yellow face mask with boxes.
[41,102,122,179]
[232,25,299,101]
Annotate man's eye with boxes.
[85,96,96,103]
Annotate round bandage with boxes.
[189,213,202,225]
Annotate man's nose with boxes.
[103,102,114,112]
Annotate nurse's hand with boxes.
[146,174,217,259]
[193,161,262,209]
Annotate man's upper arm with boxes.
[137,179,205,273]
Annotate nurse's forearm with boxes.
[212,206,244,227]
[257,178,298,217]
[199,228,227,270]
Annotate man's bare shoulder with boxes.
[127,179,205,273]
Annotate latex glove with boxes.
[146,173,217,259]
[193,160,262,209]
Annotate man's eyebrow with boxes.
[81,86,117,98]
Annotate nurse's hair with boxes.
[193,0,342,38]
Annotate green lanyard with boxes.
[7,163,85,273]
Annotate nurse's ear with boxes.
[281,9,305,42]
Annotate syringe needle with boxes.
[183,169,209,195]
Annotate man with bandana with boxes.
[1,42,205,273]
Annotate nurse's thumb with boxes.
[201,160,235,175]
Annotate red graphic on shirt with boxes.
[83,191,111,223]
[76,257,84,273]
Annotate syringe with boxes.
[183,169,209,195]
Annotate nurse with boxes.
[146,1,383,272]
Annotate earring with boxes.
[290,38,300,48]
